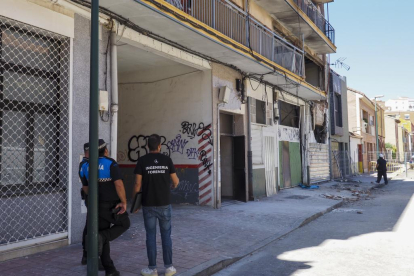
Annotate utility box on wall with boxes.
[219,86,231,103]
[99,90,109,111]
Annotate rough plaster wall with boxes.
[117,70,212,165]
[70,15,112,244]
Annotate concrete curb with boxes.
[177,201,344,276]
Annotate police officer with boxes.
[79,139,130,276]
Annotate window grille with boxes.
[0,16,70,246]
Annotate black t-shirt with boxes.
[377,158,387,171]
[134,153,176,206]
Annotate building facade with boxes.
[0,0,337,259]
[347,88,385,173]
[329,70,350,178]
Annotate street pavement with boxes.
[213,171,414,276]
[0,173,398,276]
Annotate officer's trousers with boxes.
[99,201,130,273]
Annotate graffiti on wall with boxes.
[180,121,213,145]
[199,150,212,175]
[186,148,199,160]
[128,135,170,162]
[278,126,300,143]
[167,134,188,154]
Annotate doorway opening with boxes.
[220,113,246,203]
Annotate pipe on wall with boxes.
[247,97,253,199]
[110,33,119,160]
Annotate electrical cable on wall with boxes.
[71,0,317,106]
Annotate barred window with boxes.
[0,16,70,245]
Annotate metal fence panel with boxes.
[0,16,70,246]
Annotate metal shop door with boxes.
[0,16,70,249]
[264,136,276,196]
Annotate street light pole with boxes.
[374,95,384,158]
[87,0,100,275]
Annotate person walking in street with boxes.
[133,134,180,276]
[376,153,388,185]
[79,139,130,276]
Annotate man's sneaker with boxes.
[141,268,158,276]
[99,258,105,271]
[165,266,177,276]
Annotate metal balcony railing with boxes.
[293,0,335,44]
[165,0,305,77]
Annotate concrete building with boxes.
[385,97,414,112]
[0,0,337,259]
[347,88,385,173]
[329,70,350,178]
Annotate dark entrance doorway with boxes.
[220,113,246,202]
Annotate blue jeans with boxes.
[142,205,173,269]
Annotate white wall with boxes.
[118,70,212,165]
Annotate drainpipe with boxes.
[110,33,119,159]
[247,97,253,200]
[49,0,111,25]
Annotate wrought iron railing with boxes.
[165,0,304,77]
[293,0,335,44]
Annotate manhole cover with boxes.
[284,195,310,200]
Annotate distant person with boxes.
[376,154,388,185]
[80,139,130,276]
[133,134,180,276]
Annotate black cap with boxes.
[98,139,107,150]
[83,142,89,151]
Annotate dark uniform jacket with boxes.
[79,157,122,202]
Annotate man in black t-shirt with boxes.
[376,154,388,185]
[133,134,180,276]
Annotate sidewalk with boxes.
[0,177,389,276]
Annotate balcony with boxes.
[165,0,304,77]
[255,0,336,54]
[293,0,334,43]
[89,0,326,100]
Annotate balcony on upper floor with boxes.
[255,0,336,54]
[85,0,327,100]
[165,0,305,77]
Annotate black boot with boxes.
[106,270,120,276]
[81,251,87,265]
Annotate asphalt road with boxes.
[214,174,414,276]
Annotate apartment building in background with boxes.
[385,97,414,112]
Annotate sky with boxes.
[327,0,414,101]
